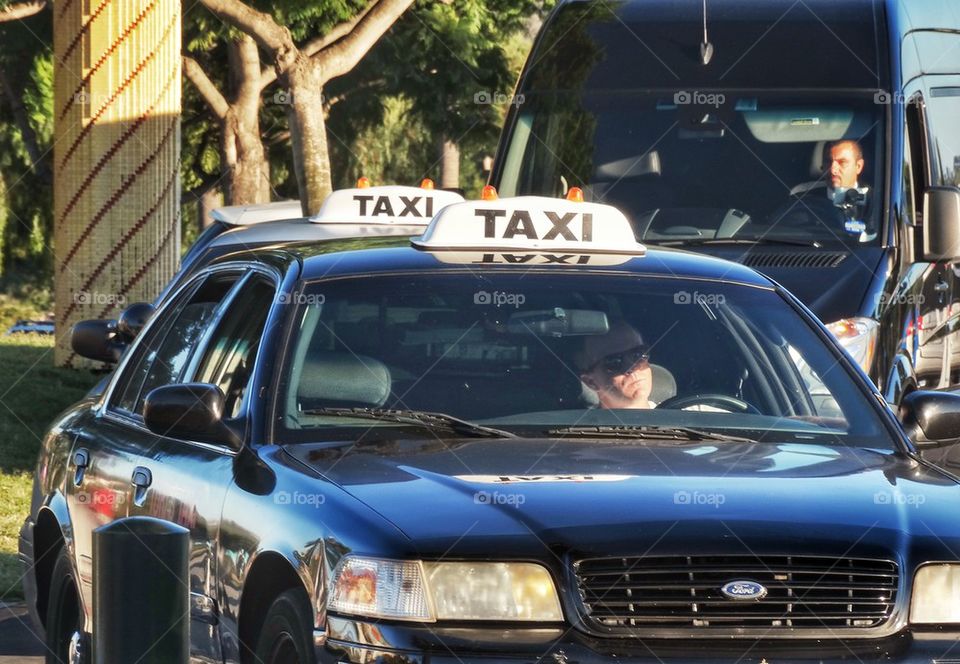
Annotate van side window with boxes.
[904,99,928,225]
[927,88,960,187]
[902,121,916,225]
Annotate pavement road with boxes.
[0,603,43,663]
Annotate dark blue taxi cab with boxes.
[21,189,960,663]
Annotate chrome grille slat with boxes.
[575,555,898,631]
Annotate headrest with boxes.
[298,352,391,407]
[810,141,826,178]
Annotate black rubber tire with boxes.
[254,589,315,664]
[44,547,81,664]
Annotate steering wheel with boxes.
[657,393,760,414]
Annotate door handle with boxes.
[131,466,153,506]
[72,448,89,487]
[934,281,949,293]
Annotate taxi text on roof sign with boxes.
[311,185,465,225]
[411,195,647,255]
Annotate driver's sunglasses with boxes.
[590,345,651,376]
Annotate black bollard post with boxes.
[92,517,189,664]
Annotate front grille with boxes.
[574,555,898,631]
[742,251,848,269]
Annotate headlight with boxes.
[328,557,562,622]
[911,564,960,624]
[825,317,879,374]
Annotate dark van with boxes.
[491,0,960,406]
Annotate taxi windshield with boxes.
[496,91,884,247]
[275,273,893,448]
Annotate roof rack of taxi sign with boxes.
[209,179,465,228]
[411,185,647,266]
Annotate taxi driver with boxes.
[578,321,654,409]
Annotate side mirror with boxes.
[70,319,125,363]
[143,383,242,449]
[921,186,960,262]
[899,391,960,448]
[117,302,155,340]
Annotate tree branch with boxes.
[0,0,47,23]
[195,0,293,57]
[182,56,230,119]
[0,67,51,183]
[317,0,414,83]
[307,0,377,57]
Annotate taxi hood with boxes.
[284,438,960,560]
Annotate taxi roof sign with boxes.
[411,196,646,255]
[311,185,464,226]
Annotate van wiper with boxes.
[658,238,822,248]
[301,407,518,439]
[547,425,756,443]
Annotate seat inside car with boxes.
[296,351,392,410]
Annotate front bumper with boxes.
[316,618,960,664]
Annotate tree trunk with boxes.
[287,59,331,215]
[199,187,223,230]
[222,36,270,205]
[439,137,460,190]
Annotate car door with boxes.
[66,267,245,631]
[129,268,280,662]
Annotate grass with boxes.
[0,298,100,600]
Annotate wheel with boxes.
[657,393,760,414]
[254,589,315,664]
[45,547,82,664]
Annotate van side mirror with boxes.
[143,383,242,449]
[70,319,125,364]
[921,186,960,261]
[899,391,960,448]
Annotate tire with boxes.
[253,589,315,664]
[44,548,82,664]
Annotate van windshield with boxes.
[497,91,885,247]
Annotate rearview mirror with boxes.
[143,383,242,449]
[921,187,960,262]
[70,319,125,364]
[507,308,610,337]
[899,391,960,448]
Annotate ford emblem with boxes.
[720,580,768,600]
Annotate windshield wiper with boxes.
[547,425,756,443]
[300,407,518,439]
[657,238,822,248]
